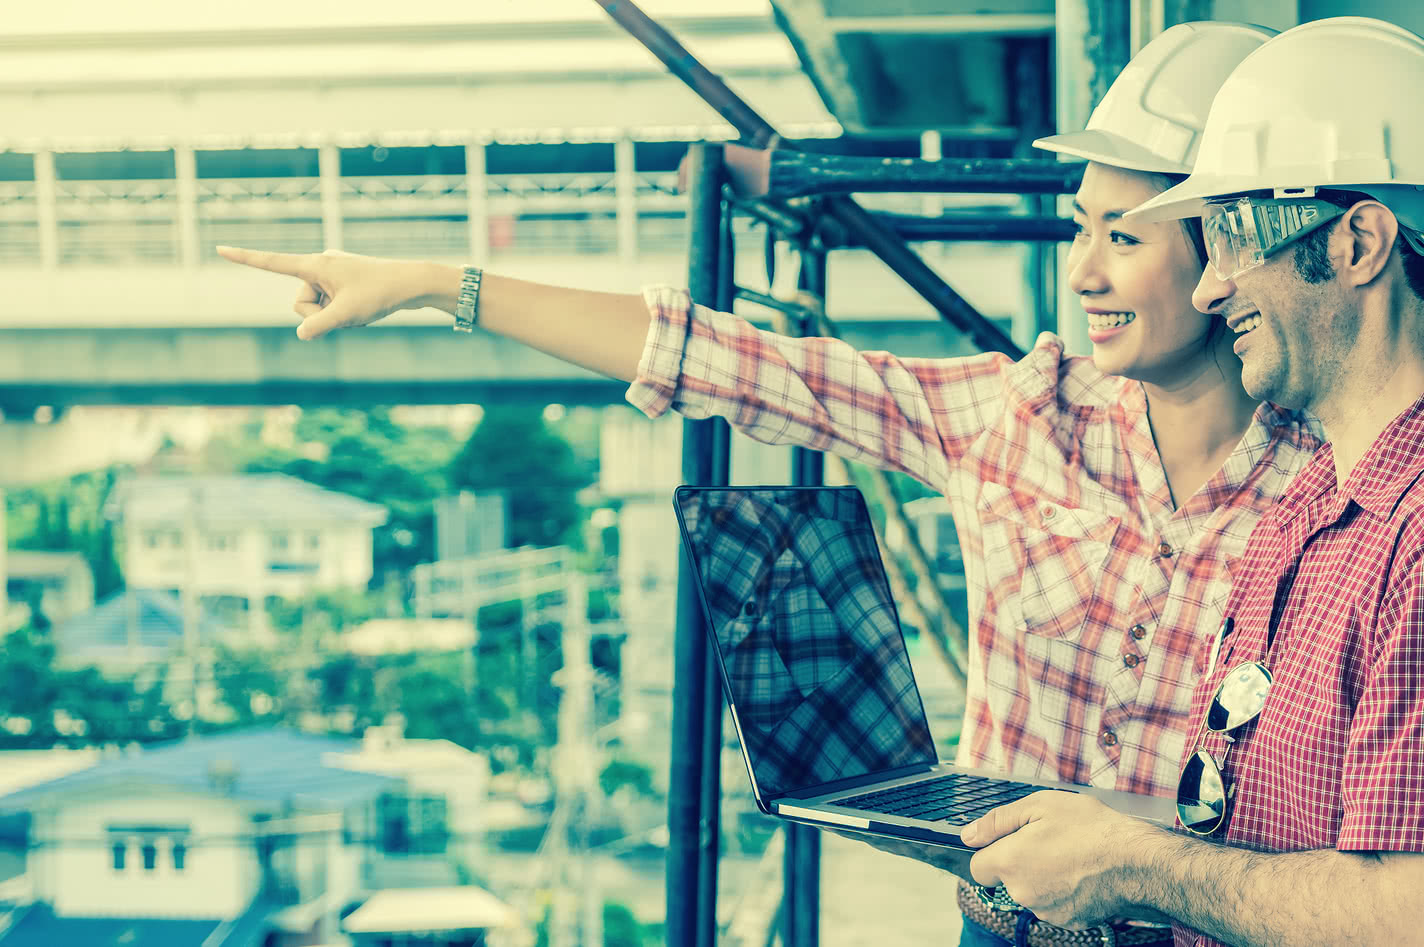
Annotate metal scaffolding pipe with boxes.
[593,0,1024,359]
[837,213,1078,246]
[767,153,1084,199]
[667,144,732,947]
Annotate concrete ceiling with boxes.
[769,0,1054,139]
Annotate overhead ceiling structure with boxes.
[769,0,1056,139]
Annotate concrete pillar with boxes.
[174,144,200,268]
[33,150,59,270]
[615,136,638,265]
[465,141,489,264]
[318,144,344,252]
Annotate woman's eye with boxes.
[1110,231,1141,246]
[1071,223,1089,240]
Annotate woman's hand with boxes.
[216,246,455,340]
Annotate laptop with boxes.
[672,484,1174,849]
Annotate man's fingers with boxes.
[959,794,1041,848]
[216,245,316,279]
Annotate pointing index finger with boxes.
[216,245,317,279]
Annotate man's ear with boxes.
[1338,201,1400,287]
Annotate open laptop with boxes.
[672,484,1174,849]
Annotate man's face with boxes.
[1191,222,1352,411]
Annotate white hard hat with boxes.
[1130,17,1424,229]
[1033,21,1277,175]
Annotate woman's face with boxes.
[1067,162,1219,385]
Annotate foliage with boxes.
[449,404,595,549]
[0,626,180,749]
[232,407,460,580]
[5,467,126,598]
[598,755,655,799]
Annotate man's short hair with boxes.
[1293,189,1424,302]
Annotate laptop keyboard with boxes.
[835,773,1061,823]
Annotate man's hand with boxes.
[963,791,1161,929]
[833,830,977,883]
[677,142,773,198]
[216,246,446,340]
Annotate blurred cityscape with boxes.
[0,2,1003,945]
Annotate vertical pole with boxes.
[0,486,8,632]
[34,150,59,270]
[616,136,639,265]
[318,143,344,252]
[465,141,490,264]
[174,144,200,268]
[1054,0,1129,355]
[667,144,730,947]
[783,246,826,947]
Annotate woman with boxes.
[219,22,1316,947]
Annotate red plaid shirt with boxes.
[627,287,1322,799]
[1172,394,1424,947]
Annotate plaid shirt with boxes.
[681,488,936,800]
[629,287,1322,798]
[1171,394,1424,947]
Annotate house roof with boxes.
[4,551,92,582]
[50,589,227,663]
[0,728,400,813]
[342,885,519,933]
[109,474,387,527]
[0,904,222,947]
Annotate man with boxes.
[959,17,1424,947]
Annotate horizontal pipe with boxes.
[769,152,1084,199]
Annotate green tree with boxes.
[233,407,460,578]
[449,404,594,549]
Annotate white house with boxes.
[109,474,388,625]
[0,727,520,947]
[3,551,95,630]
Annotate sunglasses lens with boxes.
[1206,662,1273,732]
[1177,749,1227,835]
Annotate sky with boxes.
[5,0,774,36]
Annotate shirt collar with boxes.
[1340,391,1424,518]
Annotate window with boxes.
[141,842,157,871]
[172,840,186,871]
[111,841,126,871]
[377,793,448,855]
[306,532,321,552]
[144,531,160,549]
[207,533,236,552]
[269,531,290,553]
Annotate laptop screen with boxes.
[674,486,937,801]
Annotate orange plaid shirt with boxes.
[627,287,1323,797]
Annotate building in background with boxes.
[0,727,521,947]
[110,474,387,637]
[3,551,94,629]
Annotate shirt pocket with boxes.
[976,480,1121,641]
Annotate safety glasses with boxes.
[1201,197,1345,282]
[1175,653,1273,836]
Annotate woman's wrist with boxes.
[406,261,465,315]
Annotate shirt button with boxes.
[1041,505,1056,520]
[1157,541,1174,558]
[1123,654,1140,668]
[743,601,760,619]
[1130,624,1147,640]
[1101,729,1118,747]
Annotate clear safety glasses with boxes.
[1201,197,1346,282]
[1175,654,1273,836]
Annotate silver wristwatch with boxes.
[454,264,483,333]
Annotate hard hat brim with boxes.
[1124,173,1258,222]
[1032,129,1192,176]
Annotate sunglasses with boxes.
[1201,197,1345,283]
[1176,625,1273,836]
